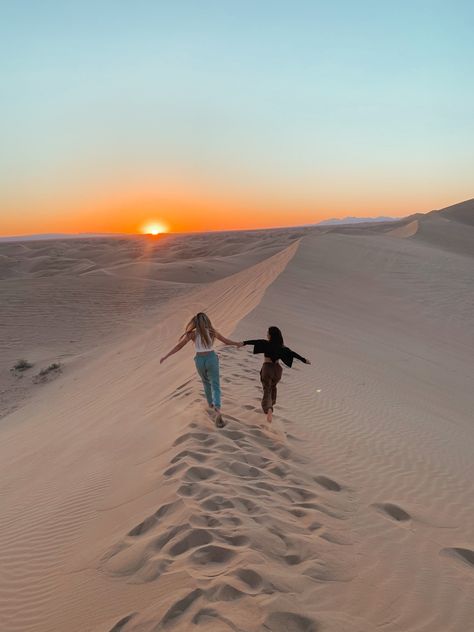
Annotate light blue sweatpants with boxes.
[194,351,221,409]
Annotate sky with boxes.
[1,0,473,235]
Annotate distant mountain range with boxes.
[317,216,396,226]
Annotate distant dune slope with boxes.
[412,214,474,257]
[386,219,419,238]
[435,197,474,226]
[0,229,306,281]
[408,198,474,257]
[350,198,474,257]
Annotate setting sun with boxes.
[141,221,168,236]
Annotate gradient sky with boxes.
[1,0,473,235]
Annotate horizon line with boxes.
[0,217,404,241]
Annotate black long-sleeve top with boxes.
[243,339,308,368]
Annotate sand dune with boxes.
[376,198,474,257]
[0,229,306,281]
[434,197,474,226]
[411,213,474,257]
[1,205,473,631]
[387,219,419,238]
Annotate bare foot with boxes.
[266,409,273,423]
[215,408,225,428]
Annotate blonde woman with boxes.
[160,312,241,427]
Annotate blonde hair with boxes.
[181,312,215,347]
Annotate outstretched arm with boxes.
[292,350,311,365]
[160,335,191,363]
[214,331,243,347]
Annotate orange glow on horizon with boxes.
[140,220,169,235]
[0,177,465,238]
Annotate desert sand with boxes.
[0,200,473,632]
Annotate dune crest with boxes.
[387,219,419,238]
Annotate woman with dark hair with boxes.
[243,326,311,423]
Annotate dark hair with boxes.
[268,326,284,346]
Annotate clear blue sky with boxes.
[1,0,473,234]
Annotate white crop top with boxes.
[194,330,214,352]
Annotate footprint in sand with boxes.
[190,544,237,565]
[221,429,246,441]
[168,528,214,556]
[192,608,241,627]
[308,521,322,532]
[177,482,199,497]
[233,496,261,515]
[285,486,317,501]
[171,449,208,464]
[373,502,411,522]
[218,443,240,453]
[201,495,235,511]
[218,533,249,547]
[184,465,217,481]
[227,461,263,479]
[314,475,342,492]
[136,559,171,583]
[290,508,307,518]
[295,502,344,519]
[221,515,243,527]
[152,524,187,551]
[107,613,136,632]
[163,462,188,477]
[206,583,246,602]
[160,588,203,627]
[189,513,222,528]
[232,567,264,592]
[263,611,319,632]
[440,547,474,570]
[127,501,180,537]
[173,431,208,447]
[269,464,290,478]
